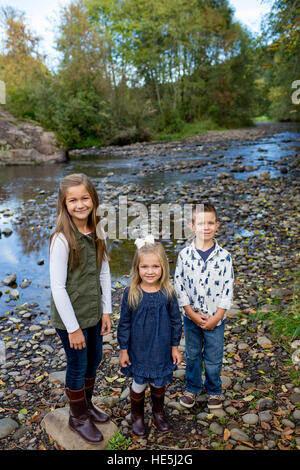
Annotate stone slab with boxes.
[41,406,118,450]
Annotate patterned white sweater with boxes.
[174,239,234,326]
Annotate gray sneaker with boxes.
[180,392,196,408]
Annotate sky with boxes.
[0,0,273,69]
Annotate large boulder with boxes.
[41,406,118,450]
[0,107,66,165]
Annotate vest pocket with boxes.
[69,291,79,304]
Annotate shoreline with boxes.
[69,122,300,158]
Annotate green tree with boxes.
[0,6,49,118]
[260,0,300,121]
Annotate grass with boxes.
[253,115,276,122]
[155,119,224,142]
[250,270,300,343]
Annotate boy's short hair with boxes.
[192,203,218,224]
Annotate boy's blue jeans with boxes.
[183,315,225,395]
[56,320,103,390]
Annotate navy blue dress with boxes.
[117,287,182,386]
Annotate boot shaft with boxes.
[65,386,89,419]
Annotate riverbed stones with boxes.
[41,407,117,450]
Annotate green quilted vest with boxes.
[50,226,102,330]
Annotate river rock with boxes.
[29,325,42,332]
[209,422,223,436]
[2,227,12,236]
[230,428,249,442]
[44,329,56,336]
[257,398,273,410]
[120,387,130,401]
[40,345,54,354]
[0,418,19,438]
[242,413,259,425]
[173,369,185,379]
[289,393,300,405]
[41,407,117,450]
[257,336,272,346]
[270,288,292,298]
[13,389,28,397]
[102,334,113,343]
[292,349,300,366]
[2,274,16,286]
[48,371,66,384]
[95,396,119,409]
[259,411,272,423]
[293,410,300,421]
[221,375,232,389]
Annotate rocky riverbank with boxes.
[0,123,299,450]
[69,122,300,159]
[0,107,66,165]
[0,282,299,450]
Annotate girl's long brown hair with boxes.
[128,242,174,310]
[50,173,109,269]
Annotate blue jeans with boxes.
[183,316,225,395]
[56,320,103,390]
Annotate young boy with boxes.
[174,203,234,409]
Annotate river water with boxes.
[0,123,299,318]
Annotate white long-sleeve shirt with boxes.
[50,232,112,333]
[174,239,234,326]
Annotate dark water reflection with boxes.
[0,124,299,316]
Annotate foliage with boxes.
[250,270,300,342]
[258,0,300,121]
[107,430,132,450]
[0,0,298,148]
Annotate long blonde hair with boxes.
[128,242,174,310]
[50,173,109,269]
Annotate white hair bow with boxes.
[134,234,155,249]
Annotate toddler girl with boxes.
[117,236,182,437]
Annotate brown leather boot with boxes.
[150,385,171,432]
[84,377,110,424]
[130,386,147,437]
[65,387,103,443]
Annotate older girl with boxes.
[117,237,182,437]
[50,173,112,444]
